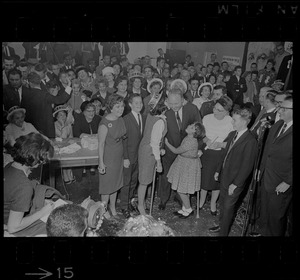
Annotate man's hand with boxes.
[197,150,203,157]
[214,172,219,181]
[123,159,130,168]
[275,182,290,195]
[228,184,237,196]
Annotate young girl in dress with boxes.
[165,122,205,218]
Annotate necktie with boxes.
[138,113,142,134]
[176,111,182,131]
[223,131,238,168]
[250,108,266,131]
[277,123,287,137]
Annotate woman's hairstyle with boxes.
[216,95,233,112]
[46,204,88,237]
[150,97,168,116]
[96,77,109,87]
[107,94,124,111]
[10,132,54,167]
[114,75,128,87]
[193,122,206,140]
[149,80,162,90]
[232,107,252,123]
[80,101,95,113]
[46,79,59,90]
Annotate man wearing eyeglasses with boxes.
[259,94,293,236]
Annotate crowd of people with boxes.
[3,42,293,237]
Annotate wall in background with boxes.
[168,42,246,66]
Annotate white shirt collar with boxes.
[266,107,276,113]
[235,128,248,142]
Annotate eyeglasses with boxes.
[278,106,293,112]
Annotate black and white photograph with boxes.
[3,41,293,238]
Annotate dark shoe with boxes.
[121,209,131,219]
[82,171,87,177]
[158,203,166,210]
[209,225,220,233]
[179,210,194,219]
[90,168,96,175]
[64,180,71,185]
[173,195,182,207]
[210,210,217,216]
[128,203,138,213]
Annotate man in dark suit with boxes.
[3,69,29,112]
[157,48,171,66]
[158,89,201,210]
[2,42,16,58]
[185,76,200,103]
[120,94,146,218]
[250,90,277,139]
[22,72,72,138]
[2,56,16,86]
[226,65,247,107]
[276,53,293,91]
[258,95,293,236]
[209,108,258,236]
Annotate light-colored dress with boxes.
[167,136,201,194]
[5,121,39,145]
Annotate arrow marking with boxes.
[25,267,52,279]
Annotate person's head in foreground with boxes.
[46,204,89,237]
[117,215,175,236]
[10,132,54,168]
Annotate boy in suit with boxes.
[209,108,258,236]
[120,94,146,218]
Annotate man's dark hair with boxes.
[8,68,22,78]
[46,204,88,237]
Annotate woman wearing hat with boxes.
[102,66,116,94]
[53,105,75,184]
[192,82,213,110]
[142,78,164,117]
[199,95,234,215]
[128,71,148,100]
[5,106,39,146]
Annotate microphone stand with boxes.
[241,120,272,236]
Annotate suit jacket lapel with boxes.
[129,112,140,133]
[274,124,292,142]
[229,130,249,152]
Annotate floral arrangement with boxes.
[117,215,175,237]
